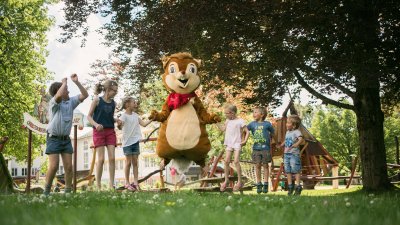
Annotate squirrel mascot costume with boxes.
[149,52,221,174]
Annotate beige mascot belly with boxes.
[166,103,200,150]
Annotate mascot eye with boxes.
[189,64,196,73]
[169,65,176,74]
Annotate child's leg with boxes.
[95,146,106,189]
[124,155,132,185]
[255,163,262,184]
[233,149,242,184]
[45,154,60,193]
[61,153,73,192]
[223,150,232,184]
[295,173,301,185]
[132,155,139,185]
[263,164,269,183]
[107,145,116,189]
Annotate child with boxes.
[118,97,152,191]
[216,104,249,192]
[247,106,275,194]
[280,115,304,195]
[44,74,88,195]
[87,79,121,190]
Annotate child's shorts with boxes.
[45,134,73,154]
[93,128,117,148]
[284,153,301,174]
[252,150,271,164]
[123,142,140,156]
[225,143,241,152]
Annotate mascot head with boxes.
[161,52,202,94]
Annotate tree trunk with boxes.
[354,82,392,191]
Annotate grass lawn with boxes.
[1,186,399,225]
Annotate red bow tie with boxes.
[167,93,197,110]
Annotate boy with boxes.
[43,74,88,195]
[247,107,275,194]
[280,115,304,196]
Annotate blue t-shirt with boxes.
[284,129,303,154]
[47,95,81,136]
[93,97,116,128]
[247,121,275,151]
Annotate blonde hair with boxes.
[94,79,118,95]
[254,106,267,120]
[288,115,301,129]
[224,103,237,114]
[121,97,135,110]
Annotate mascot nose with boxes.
[180,70,186,75]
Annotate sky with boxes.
[44,2,318,117]
[45,2,111,115]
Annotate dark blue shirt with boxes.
[247,121,275,150]
[93,97,116,128]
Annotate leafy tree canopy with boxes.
[0,0,53,161]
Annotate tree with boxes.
[0,0,53,161]
[60,0,399,191]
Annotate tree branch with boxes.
[292,69,355,110]
[317,71,355,99]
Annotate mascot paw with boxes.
[213,114,222,123]
[149,110,158,121]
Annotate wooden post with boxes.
[26,130,32,194]
[73,125,77,193]
[332,166,339,189]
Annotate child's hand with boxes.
[62,77,67,84]
[116,119,123,127]
[241,140,247,146]
[70,73,78,82]
[95,124,104,131]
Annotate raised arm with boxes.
[139,118,152,127]
[54,78,67,103]
[70,74,88,102]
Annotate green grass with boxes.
[1,187,399,225]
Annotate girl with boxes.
[87,79,121,190]
[118,97,152,191]
[216,103,249,192]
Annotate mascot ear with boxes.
[161,55,170,69]
[194,59,202,68]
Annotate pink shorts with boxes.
[93,128,117,148]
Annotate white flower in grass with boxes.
[279,198,283,201]
[264,196,270,201]
[177,198,184,203]
[346,202,351,207]
[323,200,328,206]
[368,193,375,197]
[40,194,47,199]
[344,197,349,202]
[370,200,374,204]
[146,200,154,204]
[153,194,160,200]
[228,196,233,201]
[112,195,118,200]
[312,204,316,208]
[225,206,233,212]
[65,193,71,198]
[165,209,171,214]
[202,203,207,207]
[238,198,243,204]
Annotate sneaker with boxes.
[294,185,302,196]
[263,182,269,193]
[256,182,262,194]
[287,184,295,196]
